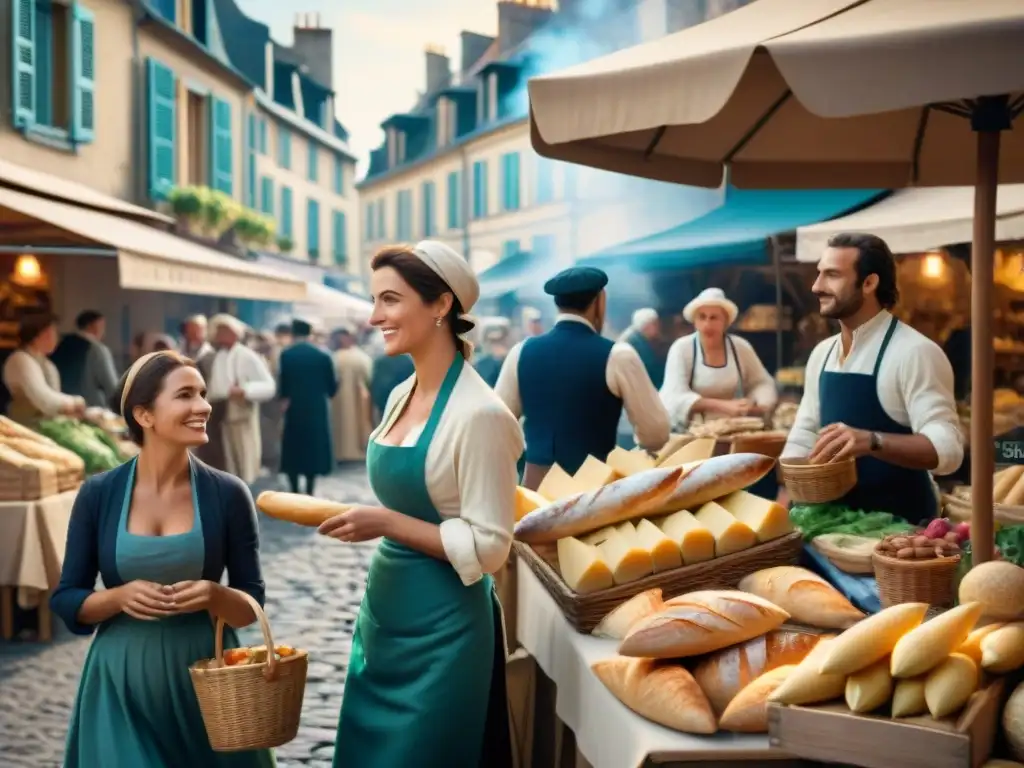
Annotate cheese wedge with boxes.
[890,602,983,678]
[717,490,794,543]
[694,501,756,557]
[557,536,613,594]
[654,434,692,465]
[635,518,683,572]
[514,487,550,522]
[573,456,623,491]
[658,510,715,564]
[661,438,716,466]
[606,446,656,477]
[845,657,892,714]
[537,464,583,501]
[614,520,638,540]
[891,677,927,717]
[582,525,619,546]
[597,530,654,585]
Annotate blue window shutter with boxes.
[422,181,435,237]
[71,2,96,143]
[307,142,318,182]
[511,153,520,209]
[244,112,256,207]
[307,199,320,258]
[33,0,50,126]
[446,171,460,229]
[364,202,373,241]
[258,117,267,154]
[473,161,488,220]
[260,176,273,215]
[278,128,291,169]
[333,155,343,195]
[333,210,347,263]
[145,58,176,200]
[280,186,292,237]
[12,0,37,128]
[377,199,385,239]
[208,95,233,195]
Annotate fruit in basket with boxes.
[958,561,1024,621]
[223,645,297,666]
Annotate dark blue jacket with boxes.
[50,459,265,635]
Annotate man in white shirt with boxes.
[782,233,963,523]
[205,314,276,484]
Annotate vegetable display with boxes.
[37,417,125,474]
[789,504,916,541]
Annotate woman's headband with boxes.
[120,351,170,417]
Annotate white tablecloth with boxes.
[0,490,78,608]
[516,560,787,768]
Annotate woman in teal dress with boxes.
[319,241,524,767]
[51,350,275,768]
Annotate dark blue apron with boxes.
[818,316,937,525]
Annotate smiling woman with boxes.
[50,350,274,767]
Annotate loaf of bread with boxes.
[890,602,982,678]
[768,637,847,706]
[719,665,796,733]
[592,589,664,640]
[738,566,865,629]
[692,629,825,714]
[891,677,927,717]
[652,453,776,514]
[4,436,85,472]
[957,622,1005,664]
[980,622,1024,673]
[925,653,978,718]
[591,656,717,734]
[256,491,351,527]
[619,590,789,659]
[845,657,892,714]
[818,602,928,675]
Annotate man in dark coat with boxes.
[369,351,414,426]
[279,319,338,495]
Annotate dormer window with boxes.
[437,98,456,149]
[291,72,304,118]
[386,126,406,167]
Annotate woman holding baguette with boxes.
[51,350,274,768]
[318,240,523,767]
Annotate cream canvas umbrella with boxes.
[529,0,1024,562]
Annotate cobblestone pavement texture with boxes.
[0,465,377,767]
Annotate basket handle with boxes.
[214,588,279,681]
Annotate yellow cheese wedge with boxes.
[658,510,715,564]
[537,464,584,501]
[514,486,550,522]
[556,536,613,594]
[573,455,623,492]
[819,602,928,676]
[654,434,692,465]
[924,653,978,718]
[845,657,892,714]
[890,602,983,678]
[615,520,637,539]
[597,531,654,585]
[582,525,619,546]
[661,438,716,466]
[635,518,683,572]
[891,677,927,717]
[606,446,656,477]
[694,501,756,557]
[716,490,794,543]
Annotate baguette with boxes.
[514,465,685,544]
[768,637,847,706]
[980,622,1024,673]
[591,656,716,734]
[994,466,1024,503]
[817,602,927,675]
[619,590,789,659]
[256,491,351,527]
[592,589,664,640]
[738,566,865,630]
[652,453,776,514]
[1005,471,1024,506]
[719,665,796,733]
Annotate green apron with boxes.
[333,354,512,768]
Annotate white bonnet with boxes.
[412,240,480,313]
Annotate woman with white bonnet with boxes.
[319,240,523,767]
[660,287,777,428]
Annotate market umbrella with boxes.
[528,0,1024,563]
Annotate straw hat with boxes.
[683,288,738,325]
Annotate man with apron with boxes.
[782,233,963,524]
[495,266,670,490]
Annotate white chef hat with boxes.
[412,240,480,313]
[631,308,658,328]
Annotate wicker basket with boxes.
[872,546,961,608]
[943,488,1024,527]
[189,591,308,752]
[779,457,856,503]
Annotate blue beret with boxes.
[543,266,608,297]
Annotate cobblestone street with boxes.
[0,465,377,767]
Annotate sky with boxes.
[235,0,500,173]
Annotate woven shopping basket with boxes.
[189,590,308,752]
[779,457,856,503]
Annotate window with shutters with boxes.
[396,190,412,241]
[146,57,176,200]
[260,176,274,216]
[258,117,269,155]
[208,96,233,195]
[332,210,347,265]
[446,170,461,230]
[472,160,488,220]
[11,0,96,147]
[245,113,256,208]
[185,89,206,186]
[500,152,520,212]
[280,186,293,238]
[421,181,435,238]
[307,198,321,260]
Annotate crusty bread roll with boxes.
[591,656,716,734]
[890,602,982,678]
[925,653,978,718]
[957,622,1005,664]
[738,566,864,630]
[256,491,351,527]
[592,589,664,640]
[891,677,927,718]
[719,665,796,733]
[818,602,928,675]
[692,629,825,714]
[980,622,1024,673]
[845,657,893,714]
[619,590,789,659]
[768,637,847,706]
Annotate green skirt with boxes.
[64,612,276,768]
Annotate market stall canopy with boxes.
[0,187,306,302]
[293,282,373,326]
[581,188,884,271]
[477,250,553,301]
[528,0,1024,189]
[796,185,1024,261]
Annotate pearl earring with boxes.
[435,317,442,327]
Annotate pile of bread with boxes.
[588,561,1024,736]
[0,416,84,500]
[513,442,791,593]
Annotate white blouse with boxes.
[659,333,778,427]
[2,349,76,417]
[374,361,525,587]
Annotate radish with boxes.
[925,518,952,539]
[954,522,971,545]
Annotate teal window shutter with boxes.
[258,117,268,154]
[146,57,176,200]
[333,210,347,263]
[500,153,520,211]
[446,171,460,229]
[364,202,374,241]
[278,128,291,169]
[472,161,488,220]
[71,2,96,143]
[535,158,554,204]
[260,176,274,215]
[377,199,386,240]
[12,0,37,128]
[501,239,519,260]
[244,112,257,207]
[208,96,233,195]
[308,142,318,182]
[421,181,435,237]
[280,186,293,237]
[33,0,50,126]
[395,190,412,241]
[333,155,344,195]
[307,198,320,259]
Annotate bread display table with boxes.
[516,560,800,768]
[0,489,78,641]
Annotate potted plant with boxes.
[277,235,294,254]
[199,189,240,238]
[167,186,204,232]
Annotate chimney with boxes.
[497,0,554,55]
[459,31,495,76]
[424,44,451,94]
[292,12,333,90]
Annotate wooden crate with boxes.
[767,678,1005,768]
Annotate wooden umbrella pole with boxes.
[969,128,1000,565]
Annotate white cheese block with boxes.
[597,530,654,585]
[573,455,623,492]
[606,446,656,477]
[635,518,683,572]
[582,525,620,547]
[614,520,637,541]
[694,501,756,557]
[557,536,613,594]
[661,438,716,466]
[658,510,715,564]
[717,490,794,543]
[514,486,550,522]
[538,464,585,501]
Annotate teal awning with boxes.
[580,189,888,271]
[478,250,550,301]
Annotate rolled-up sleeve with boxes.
[781,343,827,460]
[608,343,670,451]
[224,476,266,606]
[898,342,964,476]
[442,405,524,586]
[50,480,101,635]
[659,337,701,427]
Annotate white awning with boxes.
[0,186,306,302]
[294,282,373,325]
[796,185,1024,261]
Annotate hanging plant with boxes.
[277,235,294,253]
[199,189,241,237]
[234,209,277,247]
[167,186,204,231]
